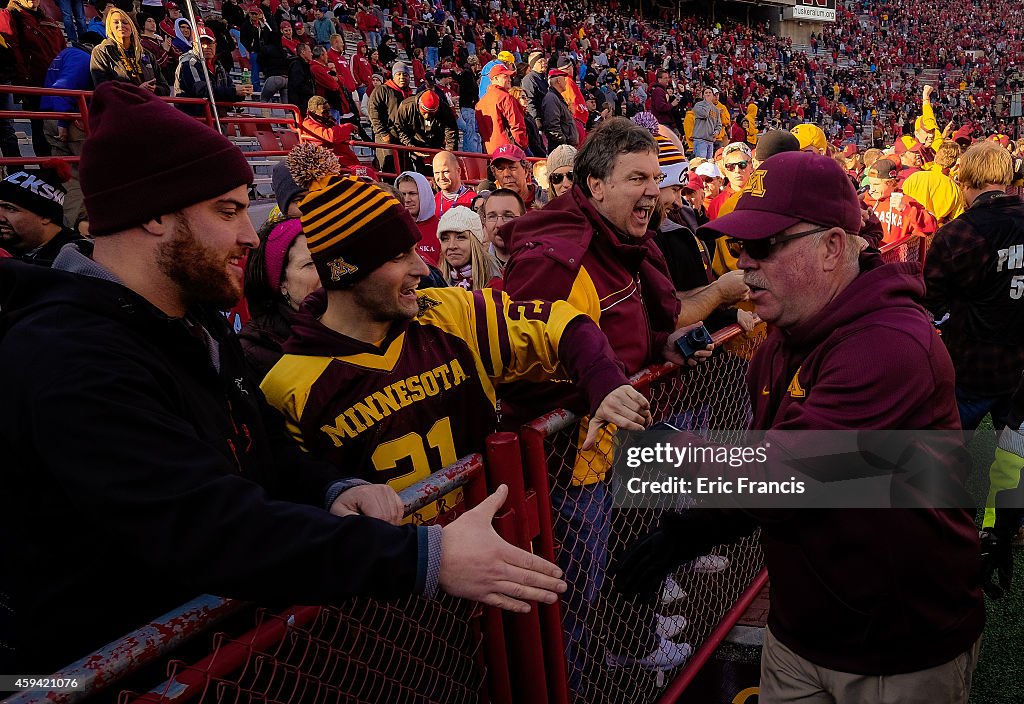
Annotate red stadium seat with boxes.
[278,129,299,150]
[256,129,281,152]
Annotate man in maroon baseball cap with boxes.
[621,148,985,703]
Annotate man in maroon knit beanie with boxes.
[618,151,985,704]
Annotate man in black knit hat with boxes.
[0,162,81,265]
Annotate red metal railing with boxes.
[0,85,532,183]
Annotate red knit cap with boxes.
[80,82,253,236]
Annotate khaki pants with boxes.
[760,627,981,704]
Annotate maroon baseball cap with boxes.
[490,143,526,163]
[699,152,861,240]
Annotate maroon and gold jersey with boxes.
[261,287,621,500]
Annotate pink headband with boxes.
[264,218,303,292]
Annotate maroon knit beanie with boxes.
[80,82,253,236]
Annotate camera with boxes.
[674,325,713,360]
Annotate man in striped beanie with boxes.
[651,133,751,330]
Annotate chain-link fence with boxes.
[11,456,498,704]
[520,324,769,704]
[879,233,926,266]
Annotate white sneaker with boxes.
[655,613,688,640]
[660,575,687,605]
[605,636,692,670]
[683,554,729,574]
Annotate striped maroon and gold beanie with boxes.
[287,144,420,288]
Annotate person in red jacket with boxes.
[0,0,65,157]
[350,40,374,95]
[863,158,937,246]
[475,63,527,154]
[299,96,362,168]
[621,151,984,704]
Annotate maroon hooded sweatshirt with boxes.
[502,185,680,376]
[748,254,985,675]
[500,186,680,423]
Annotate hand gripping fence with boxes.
[9,326,770,704]
[518,323,770,704]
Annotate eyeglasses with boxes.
[700,176,717,184]
[725,225,833,260]
[724,160,750,172]
[485,212,520,224]
[549,171,573,186]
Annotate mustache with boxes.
[636,198,658,209]
[744,275,769,289]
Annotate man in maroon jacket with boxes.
[502,118,700,683]
[618,152,985,703]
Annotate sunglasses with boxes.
[700,176,716,184]
[724,160,750,171]
[725,225,832,260]
[549,171,573,186]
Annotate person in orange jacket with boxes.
[475,63,527,154]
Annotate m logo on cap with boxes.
[327,256,359,281]
[743,170,767,198]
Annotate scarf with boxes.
[448,262,474,290]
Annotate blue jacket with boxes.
[85,16,106,38]
[478,59,501,100]
[40,45,92,126]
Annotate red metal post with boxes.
[518,424,572,704]
[465,465,514,704]
[655,568,770,704]
[485,432,549,704]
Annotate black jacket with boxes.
[18,227,82,267]
[394,92,458,152]
[0,248,429,672]
[923,192,1024,394]
[521,69,548,121]
[287,56,315,116]
[540,89,577,151]
[456,67,478,109]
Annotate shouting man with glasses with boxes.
[708,141,754,220]
[617,151,985,704]
[502,118,702,685]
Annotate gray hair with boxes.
[810,229,866,269]
[574,117,657,197]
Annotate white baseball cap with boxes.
[695,162,723,179]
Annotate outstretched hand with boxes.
[439,485,567,612]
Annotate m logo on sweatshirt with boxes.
[787,367,806,398]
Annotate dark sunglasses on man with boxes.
[723,160,749,172]
[725,225,833,260]
[549,171,574,186]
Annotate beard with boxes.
[156,213,245,311]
